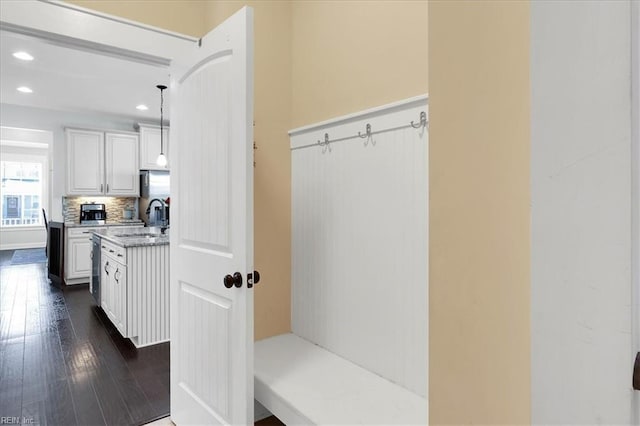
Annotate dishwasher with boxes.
[90,234,101,304]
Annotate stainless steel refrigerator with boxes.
[139,170,170,226]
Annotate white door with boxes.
[170,7,254,425]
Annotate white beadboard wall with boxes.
[127,244,170,347]
[290,96,428,397]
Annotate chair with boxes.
[42,208,49,259]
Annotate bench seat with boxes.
[254,333,427,425]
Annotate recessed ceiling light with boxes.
[17,86,33,93]
[136,104,149,111]
[13,51,34,61]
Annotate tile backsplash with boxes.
[63,197,138,224]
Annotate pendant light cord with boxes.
[157,84,167,155]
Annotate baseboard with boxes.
[0,243,46,251]
[64,277,89,285]
[254,400,272,422]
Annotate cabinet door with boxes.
[105,132,139,196]
[101,256,112,317]
[139,126,170,170]
[66,237,92,280]
[112,262,127,336]
[66,129,104,195]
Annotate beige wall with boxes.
[428,1,531,424]
[202,1,293,341]
[291,0,428,127]
[67,1,207,37]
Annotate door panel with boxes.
[66,129,103,195]
[170,7,254,426]
[105,132,139,195]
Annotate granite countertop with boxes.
[92,226,170,248]
[65,220,144,228]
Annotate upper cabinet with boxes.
[66,128,139,196]
[138,124,170,170]
[66,129,104,195]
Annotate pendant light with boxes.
[156,84,168,167]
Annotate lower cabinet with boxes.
[66,227,99,284]
[65,224,143,285]
[101,241,128,337]
[98,239,169,347]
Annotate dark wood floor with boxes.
[0,251,169,426]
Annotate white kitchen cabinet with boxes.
[65,224,142,285]
[95,233,169,347]
[105,132,139,195]
[65,227,100,284]
[66,128,139,196]
[101,240,128,337]
[66,129,104,195]
[101,255,113,319]
[67,236,92,279]
[138,124,170,170]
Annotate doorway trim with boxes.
[632,0,639,422]
[0,0,196,65]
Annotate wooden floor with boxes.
[0,251,170,426]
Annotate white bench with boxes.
[254,333,428,425]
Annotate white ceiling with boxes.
[0,30,170,120]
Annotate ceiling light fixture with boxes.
[17,86,33,93]
[156,85,168,167]
[136,104,149,111]
[13,51,34,61]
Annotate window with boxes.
[0,161,43,227]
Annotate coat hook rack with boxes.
[410,111,427,129]
[290,109,428,153]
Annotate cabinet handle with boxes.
[117,253,123,257]
[101,183,103,192]
[114,268,120,283]
[107,183,109,193]
[104,261,110,275]
[109,249,114,253]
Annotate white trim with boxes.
[0,0,196,65]
[0,226,46,232]
[253,400,272,422]
[631,0,640,421]
[64,277,88,286]
[46,0,197,41]
[288,94,428,136]
[0,141,49,149]
[0,242,45,250]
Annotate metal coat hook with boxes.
[410,111,427,129]
[317,133,331,153]
[358,123,372,139]
[359,123,376,146]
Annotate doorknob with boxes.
[223,272,243,288]
[247,271,261,288]
[634,352,640,390]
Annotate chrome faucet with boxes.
[146,198,168,230]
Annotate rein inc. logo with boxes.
[0,418,34,425]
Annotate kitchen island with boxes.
[92,227,169,348]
